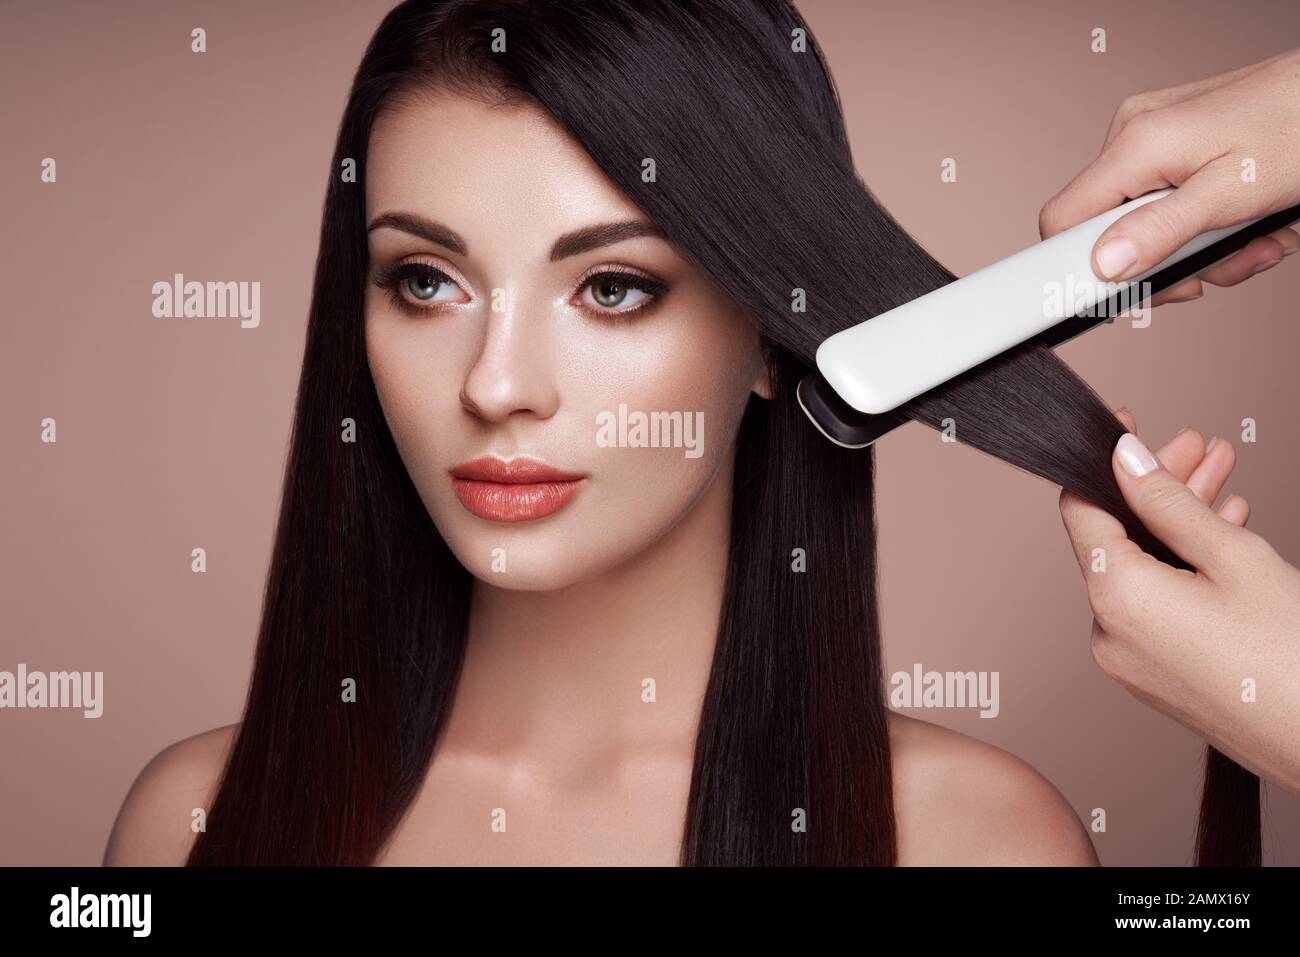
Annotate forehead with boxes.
[365,89,643,242]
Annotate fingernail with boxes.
[1252,257,1282,274]
[1284,246,1299,257]
[1117,432,1158,477]
[1163,289,1204,303]
[1096,237,1138,279]
[1205,435,1218,454]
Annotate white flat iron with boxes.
[798,187,1300,448]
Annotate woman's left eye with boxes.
[576,270,667,316]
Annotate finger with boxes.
[1185,435,1236,506]
[1059,487,1142,577]
[1038,140,1176,240]
[1197,230,1298,286]
[1112,413,1209,484]
[1154,426,1209,483]
[1149,276,1204,306]
[1039,109,1225,242]
[1112,431,1246,579]
[1091,160,1254,282]
[1218,493,1250,527]
[1268,225,1300,255]
[1271,225,1300,254]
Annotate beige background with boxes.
[2,0,1297,865]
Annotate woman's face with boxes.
[364,88,770,590]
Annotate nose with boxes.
[459,287,560,424]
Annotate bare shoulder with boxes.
[887,711,1098,866]
[103,723,240,866]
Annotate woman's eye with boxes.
[373,262,468,312]
[577,270,667,315]
[405,272,454,302]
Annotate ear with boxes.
[751,338,775,400]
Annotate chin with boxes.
[435,519,623,592]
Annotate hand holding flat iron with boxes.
[1039,46,1300,304]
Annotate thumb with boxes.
[1092,163,1252,282]
[1112,431,1244,578]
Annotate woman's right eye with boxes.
[373,261,469,312]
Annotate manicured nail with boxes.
[1252,257,1282,274]
[1163,289,1204,303]
[1205,435,1218,454]
[1117,432,1158,477]
[1096,237,1138,279]
[1284,246,1299,257]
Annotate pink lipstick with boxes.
[449,455,587,522]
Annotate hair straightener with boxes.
[798,188,1300,448]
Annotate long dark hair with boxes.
[188,0,1257,866]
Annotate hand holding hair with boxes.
[1059,408,1300,799]
[1039,47,1300,305]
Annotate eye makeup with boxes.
[371,259,470,316]
[369,255,672,321]
[571,263,670,320]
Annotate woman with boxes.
[104,0,1229,866]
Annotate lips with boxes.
[449,455,587,522]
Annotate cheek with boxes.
[570,303,759,455]
[563,304,760,529]
[364,310,468,495]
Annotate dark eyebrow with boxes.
[367,212,467,255]
[366,212,667,261]
[550,220,667,261]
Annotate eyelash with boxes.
[371,261,462,317]
[370,260,669,319]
